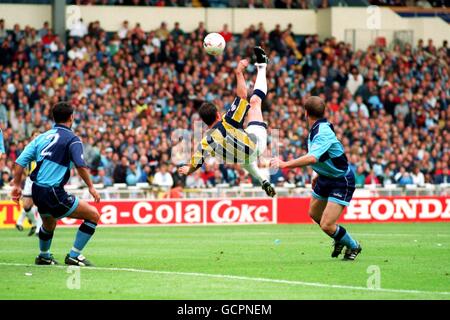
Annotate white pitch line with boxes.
[1,262,449,296]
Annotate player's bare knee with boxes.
[88,206,100,223]
[249,95,261,107]
[308,211,320,224]
[23,198,33,209]
[319,220,335,235]
[42,218,56,231]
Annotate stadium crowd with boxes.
[67,0,448,8]
[0,17,448,191]
[68,0,330,9]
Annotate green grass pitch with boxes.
[0,223,449,299]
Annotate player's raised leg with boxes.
[65,199,100,267]
[22,197,38,236]
[35,216,58,265]
[320,202,361,260]
[15,210,26,231]
[244,46,275,196]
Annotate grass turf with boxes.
[0,223,449,299]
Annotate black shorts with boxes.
[32,184,79,219]
[312,170,356,207]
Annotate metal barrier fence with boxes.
[0,184,448,201]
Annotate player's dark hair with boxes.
[52,101,74,123]
[198,102,218,126]
[304,96,325,119]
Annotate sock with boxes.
[35,210,43,232]
[16,210,27,226]
[243,162,267,184]
[25,207,36,225]
[38,227,54,259]
[253,63,267,97]
[331,225,358,249]
[69,220,97,258]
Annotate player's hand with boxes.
[11,185,22,203]
[89,186,101,203]
[270,158,286,170]
[178,165,191,176]
[236,59,249,73]
[312,176,318,189]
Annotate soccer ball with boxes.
[203,33,226,56]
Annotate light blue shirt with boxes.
[307,118,349,178]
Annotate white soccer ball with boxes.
[203,33,226,56]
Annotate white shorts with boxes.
[23,177,33,197]
[246,122,268,157]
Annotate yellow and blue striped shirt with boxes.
[190,97,258,168]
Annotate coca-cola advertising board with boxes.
[0,196,449,227]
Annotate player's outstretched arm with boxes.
[76,166,100,203]
[11,163,25,203]
[180,137,211,176]
[235,59,249,99]
[270,154,317,170]
[12,138,38,202]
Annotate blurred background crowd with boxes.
[0,16,448,190]
[0,0,447,9]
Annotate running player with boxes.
[178,46,276,197]
[15,131,43,236]
[11,102,101,266]
[270,96,362,260]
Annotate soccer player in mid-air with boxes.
[178,46,276,197]
[270,96,362,260]
[11,102,101,266]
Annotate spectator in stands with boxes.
[354,166,366,188]
[69,18,88,38]
[219,24,232,43]
[194,22,207,40]
[186,170,206,188]
[381,166,395,186]
[0,19,7,43]
[346,66,364,96]
[433,161,449,184]
[349,95,370,118]
[171,22,184,39]
[153,163,174,188]
[411,166,425,187]
[365,170,380,186]
[165,181,184,198]
[118,20,129,39]
[395,167,414,186]
[113,156,129,184]
[92,167,113,186]
[155,22,170,41]
[126,160,141,186]
[0,170,10,188]
[394,96,410,119]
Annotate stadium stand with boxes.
[0,15,448,192]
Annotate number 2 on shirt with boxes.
[40,133,60,157]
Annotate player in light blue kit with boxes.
[271,96,362,260]
[11,102,101,266]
